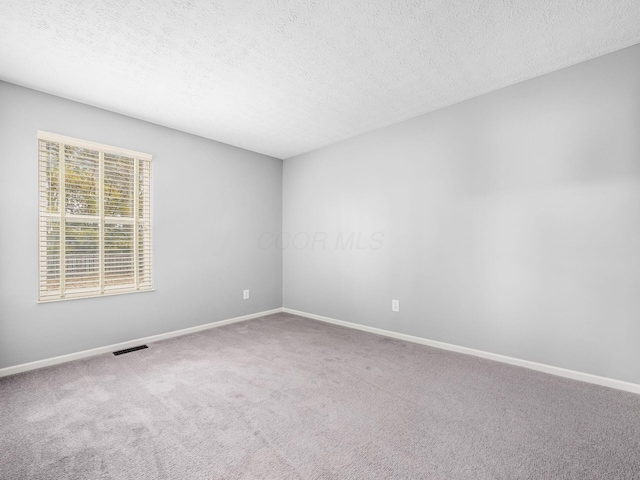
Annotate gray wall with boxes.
[283,44,640,385]
[0,81,282,369]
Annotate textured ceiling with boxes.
[1,1,639,159]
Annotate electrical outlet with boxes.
[392,299,399,312]
[243,289,250,300]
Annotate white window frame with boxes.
[38,131,154,302]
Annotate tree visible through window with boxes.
[38,132,153,302]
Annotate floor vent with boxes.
[113,345,149,356]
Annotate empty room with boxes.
[1,1,640,479]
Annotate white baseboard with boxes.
[4,306,639,396]
[283,308,640,395]
[0,308,284,378]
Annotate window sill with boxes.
[38,288,155,304]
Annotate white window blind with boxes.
[38,132,153,302]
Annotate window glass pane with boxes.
[104,153,135,218]
[39,218,60,294]
[105,223,135,287]
[65,145,99,216]
[39,141,60,214]
[65,221,100,291]
[138,159,150,219]
[138,222,152,287]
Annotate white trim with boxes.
[38,131,152,161]
[5,306,638,395]
[283,308,640,395]
[0,308,284,378]
[37,287,155,303]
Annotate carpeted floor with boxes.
[1,312,639,479]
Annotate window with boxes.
[38,132,153,302]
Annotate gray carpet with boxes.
[1,312,639,479]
